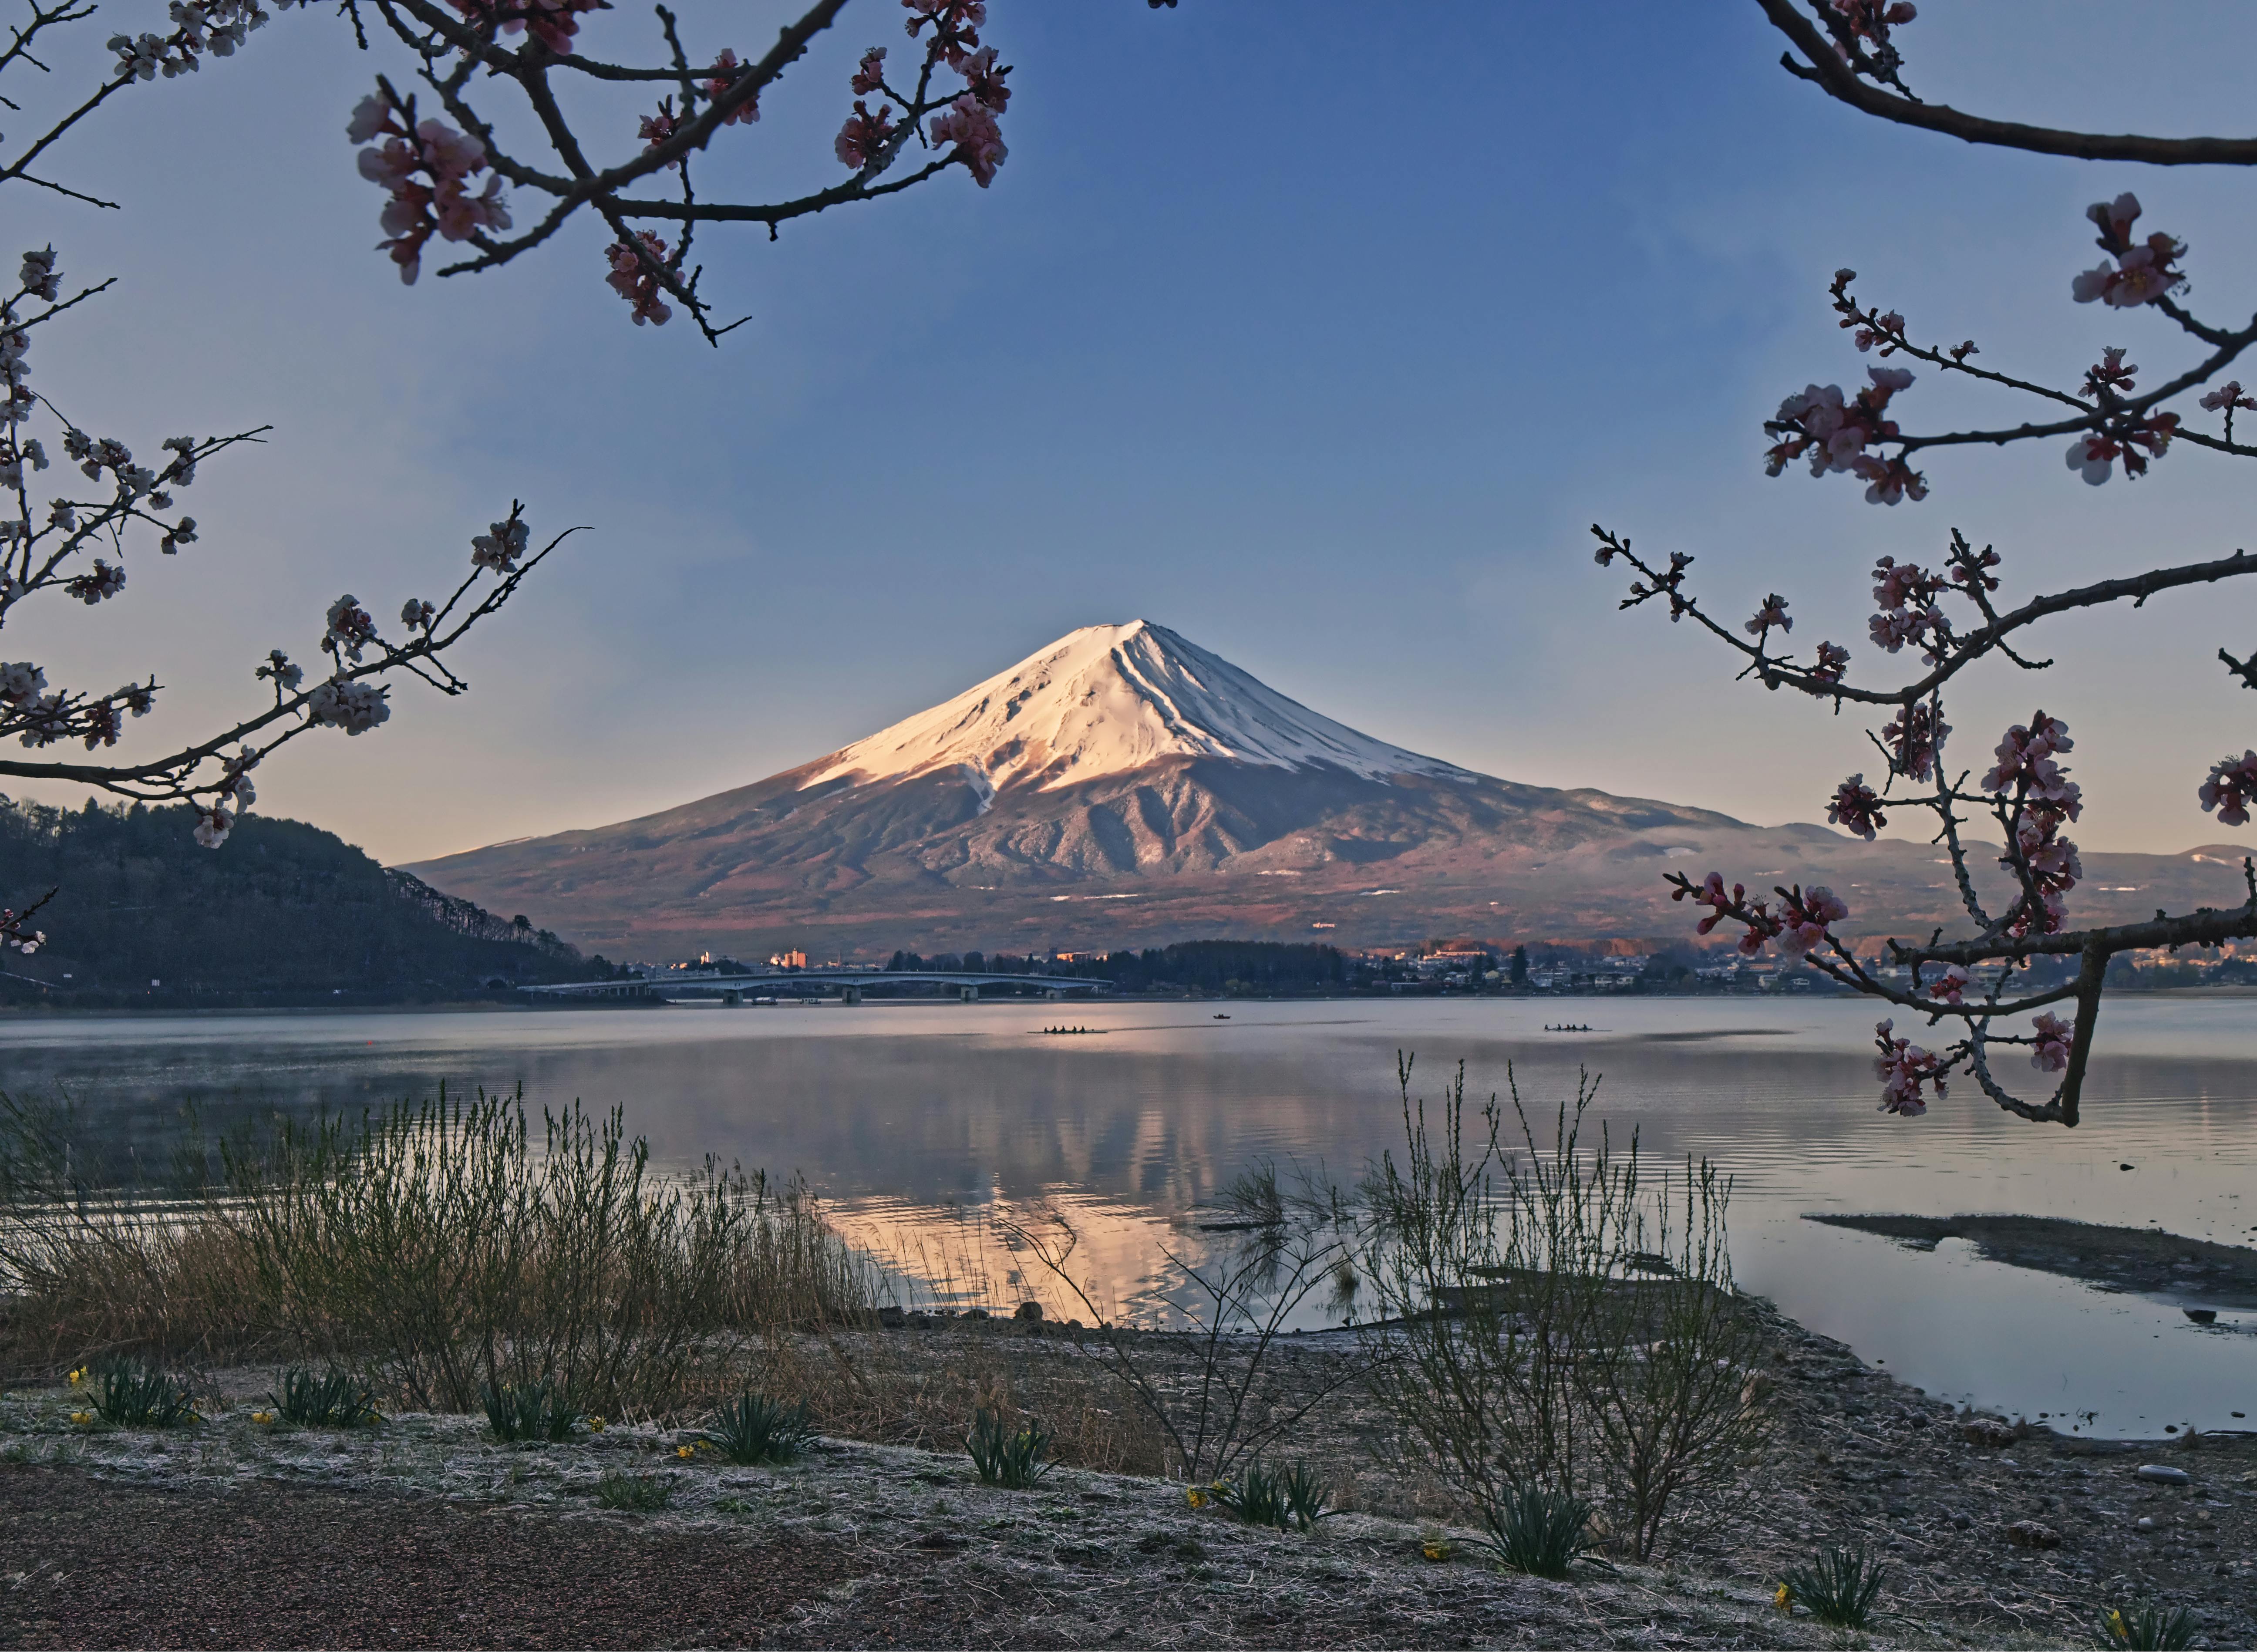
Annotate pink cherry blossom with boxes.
[958,45,1010,112]
[1928,963,1969,1005]
[1808,641,1850,685]
[1765,367,1922,503]
[1744,593,1792,639]
[192,802,232,848]
[1873,1018,1946,1116]
[445,0,600,57]
[2082,346,2136,400]
[903,0,985,72]
[1880,701,1947,782]
[349,92,509,284]
[704,50,760,125]
[1981,712,2075,803]
[930,94,1006,187]
[305,678,390,735]
[471,515,529,572]
[323,595,378,662]
[1828,775,1886,841]
[2199,749,2257,828]
[2199,381,2257,413]
[256,650,303,693]
[1948,542,2000,593]
[1850,309,1905,353]
[2029,1011,2073,1073]
[849,46,888,96]
[835,99,897,171]
[603,234,673,327]
[1777,884,1849,957]
[638,99,680,166]
[65,559,125,603]
[2072,194,2186,309]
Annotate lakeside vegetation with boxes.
[0,1074,2240,1643]
[0,1069,1761,1560]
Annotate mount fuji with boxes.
[403,622,2249,957]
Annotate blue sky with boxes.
[16,1,2257,862]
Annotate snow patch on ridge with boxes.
[801,621,1475,796]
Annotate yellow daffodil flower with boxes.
[1186,1487,1206,1509]
[66,1367,86,1386]
[677,1444,694,1459]
[2105,1609,2127,1645]
[69,1410,92,1424]
[588,1416,606,1433]
[1774,1583,1792,1612]
[251,1411,275,1425]
[1421,1539,1451,1562]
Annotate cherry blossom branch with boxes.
[345,0,1024,344]
[1759,0,2257,167]
[0,883,52,956]
[1593,6,2257,1127]
[1,0,300,207]
[1597,519,2257,1120]
[1590,526,2257,710]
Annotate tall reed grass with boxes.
[0,1089,875,1414]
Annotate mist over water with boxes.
[7,995,2253,1436]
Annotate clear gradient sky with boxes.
[15,2,2257,865]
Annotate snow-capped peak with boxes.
[800,621,1475,795]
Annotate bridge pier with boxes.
[960,985,979,1003]
[722,989,743,1006]
[1044,988,1064,1001]
[842,985,862,1005]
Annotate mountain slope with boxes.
[0,796,594,1006]
[403,622,2257,957]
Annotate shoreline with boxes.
[3,1305,2254,1648]
[6,981,2257,1021]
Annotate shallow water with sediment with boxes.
[5,994,2253,1436]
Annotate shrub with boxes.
[1008,1159,1365,1485]
[1360,1058,1768,1561]
[700,1392,812,1466]
[88,1358,196,1428]
[273,1365,380,1428]
[1486,1485,1602,1579]
[481,1378,583,1443]
[1212,1460,1338,1533]
[1781,1545,1886,1629]
[965,1407,1051,1489]
[2101,1601,2198,1651]
[592,1470,673,1512]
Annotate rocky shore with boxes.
[2,1306,2252,1649]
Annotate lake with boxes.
[4,994,2252,1438]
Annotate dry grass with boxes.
[747,1319,1171,1477]
[0,1090,876,1415]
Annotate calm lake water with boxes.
[5,995,2253,1438]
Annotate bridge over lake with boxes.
[519,969,1112,1004]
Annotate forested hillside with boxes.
[0,798,601,1008]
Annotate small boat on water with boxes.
[1543,1023,1596,1033]
[1213,1013,1231,1020]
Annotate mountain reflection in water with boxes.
[5,995,2252,1437]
